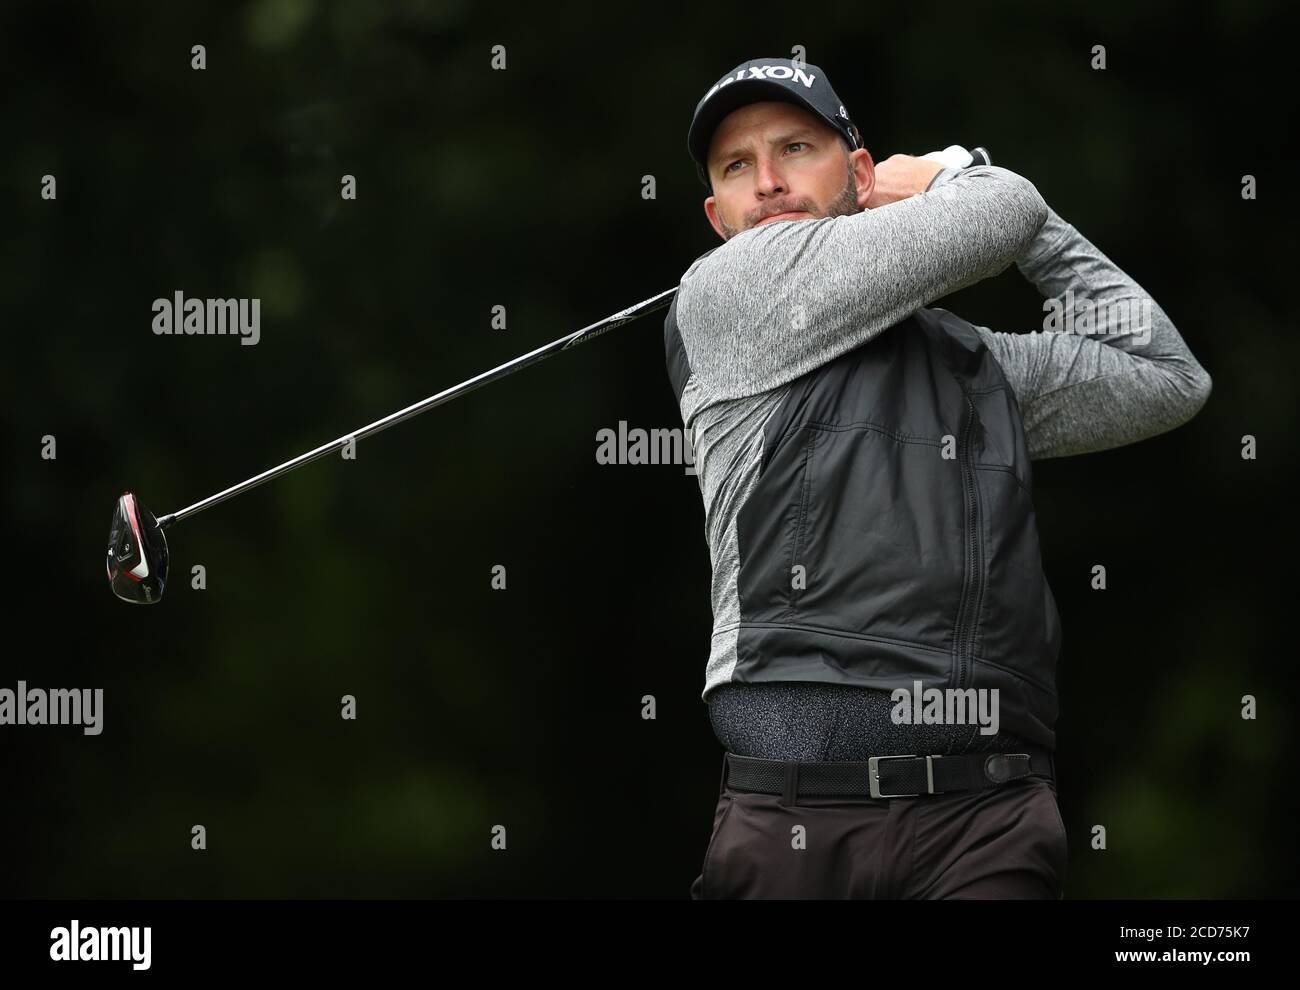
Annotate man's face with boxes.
[703,101,876,241]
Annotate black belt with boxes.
[724,746,1055,801]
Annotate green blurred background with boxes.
[2,0,1295,898]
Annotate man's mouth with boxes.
[754,211,808,227]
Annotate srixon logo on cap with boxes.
[705,64,817,102]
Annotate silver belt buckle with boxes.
[868,754,936,798]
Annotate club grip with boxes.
[920,144,992,170]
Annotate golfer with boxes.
[665,57,1212,899]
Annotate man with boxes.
[665,57,1212,899]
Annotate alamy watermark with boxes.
[890,680,1000,736]
[50,920,150,970]
[1042,289,1152,345]
[152,290,260,345]
[0,682,103,735]
[595,421,697,475]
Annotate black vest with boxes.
[666,296,1063,749]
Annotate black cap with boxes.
[687,57,862,188]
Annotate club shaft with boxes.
[158,286,680,528]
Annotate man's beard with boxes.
[720,163,862,240]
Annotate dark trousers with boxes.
[690,751,1068,899]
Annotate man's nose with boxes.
[753,157,788,196]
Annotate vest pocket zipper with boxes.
[953,392,983,690]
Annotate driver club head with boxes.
[106,491,169,604]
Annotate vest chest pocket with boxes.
[969,385,1033,486]
[739,421,969,646]
[973,465,1061,693]
[734,424,822,621]
[785,427,821,615]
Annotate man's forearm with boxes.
[676,165,1049,402]
[935,181,1215,458]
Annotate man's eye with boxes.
[724,143,807,174]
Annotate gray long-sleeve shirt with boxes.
[672,164,1213,759]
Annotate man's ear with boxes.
[703,195,727,241]
[850,148,876,209]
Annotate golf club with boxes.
[106,144,991,604]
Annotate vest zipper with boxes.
[953,392,983,690]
